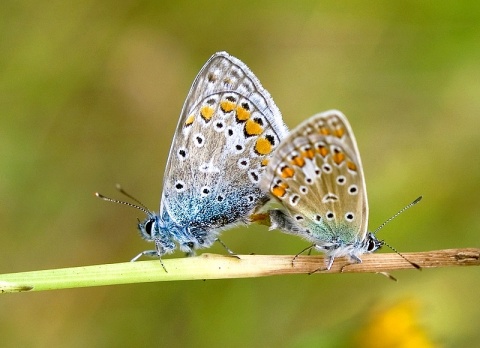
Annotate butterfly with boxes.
[98,51,288,269]
[260,110,383,270]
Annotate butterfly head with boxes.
[364,232,384,254]
[137,213,160,242]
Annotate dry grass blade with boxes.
[0,248,477,293]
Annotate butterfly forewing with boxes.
[261,110,368,245]
[162,52,288,230]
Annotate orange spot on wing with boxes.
[334,127,345,138]
[291,155,305,167]
[185,115,195,127]
[302,148,315,159]
[261,158,269,167]
[245,118,263,136]
[280,165,295,178]
[255,137,273,155]
[220,100,235,113]
[236,105,251,121]
[271,185,286,198]
[332,152,345,165]
[200,106,214,122]
[317,145,329,157]
[347,161,357,171]
[319,127,330,135]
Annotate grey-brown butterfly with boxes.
[260,110,382,270]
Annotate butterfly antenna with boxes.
[373,196,423,270]
[114,184,151,211]
[95,188,151,215]
[382,239,421,270]
[372,196,422,235]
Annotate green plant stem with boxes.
[0,248,478,293]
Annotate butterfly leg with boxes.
[307,256,335,275]
[130,249,168,272]
[216,238,241,259]
[292,244,316,267]
[130,250,157,262]
[339,254,362,273]
[183,242,196,257]
[376,272,397,281]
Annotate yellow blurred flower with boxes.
[355,299,437,348]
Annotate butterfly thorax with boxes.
[137,212,176,256]
[138,207,226,256]
[315,231,383,259]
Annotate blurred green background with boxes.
[1,1,479,347]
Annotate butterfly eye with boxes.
[367,238,377,252]
[144,218,155,237]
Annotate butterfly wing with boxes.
[161,52,288,238]
[260,110,368,248]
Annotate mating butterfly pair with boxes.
[98,52,410,271]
